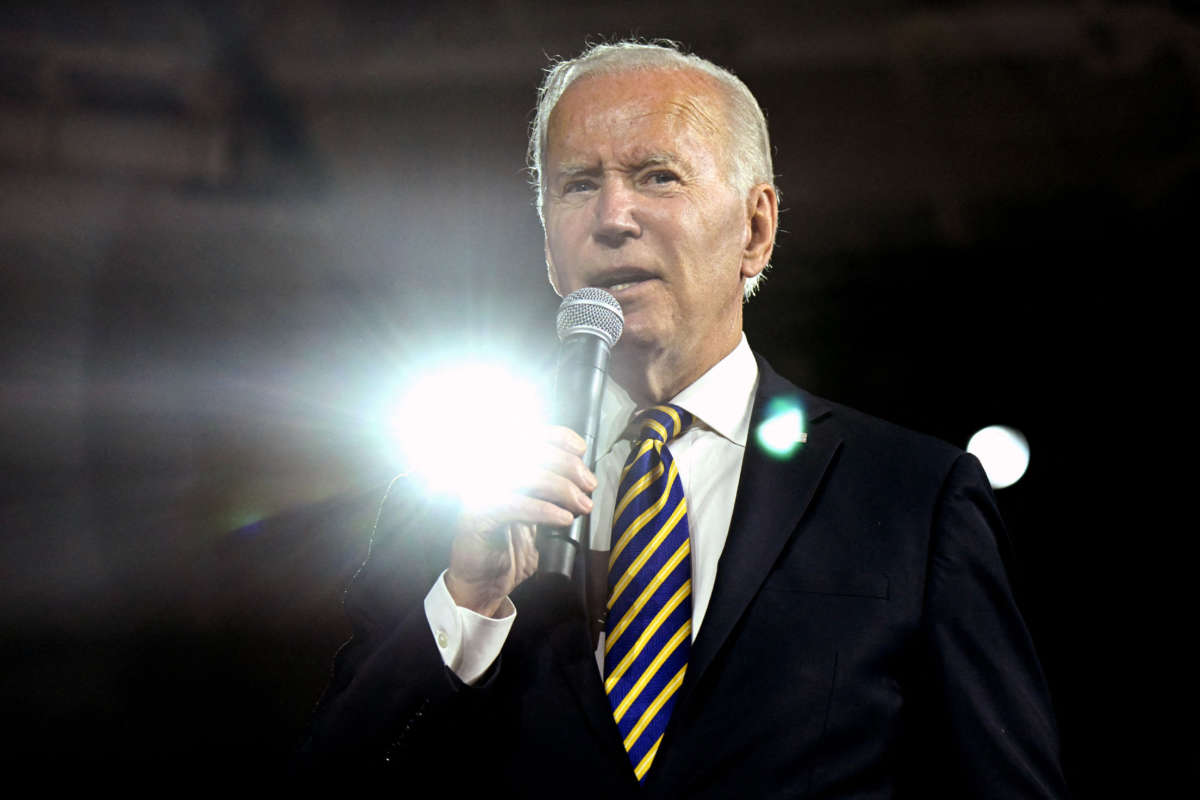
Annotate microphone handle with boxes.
[538,333,611,579]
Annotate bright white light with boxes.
[966,425,1030,489]
[755,402,806,459]
[386,361,547,508]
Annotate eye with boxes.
[563,178,596,194]
[642,169,679,186]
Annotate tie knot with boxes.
[633,404,693,445]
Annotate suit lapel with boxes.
[675,356,841,707]
[533,355,843,787]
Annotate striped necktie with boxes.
[604,403,693,782]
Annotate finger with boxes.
[502,494,580,528]
[511,523,539,580]
[542,425,587,456]
[521,469,595,516]
[459,494,576,537]
[511,522,536,546]
[528,444,598,493]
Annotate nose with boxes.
[592,179,640,248]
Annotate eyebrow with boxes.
[554,151,684,181]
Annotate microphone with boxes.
[538,287,623,579]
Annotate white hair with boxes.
[528,40,777,299]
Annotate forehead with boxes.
[545,68,728,167]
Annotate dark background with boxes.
[1,1,1192,791]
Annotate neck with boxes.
[612,330,741,407]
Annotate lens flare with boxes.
[755,398,807,459]
[385,360,548,507]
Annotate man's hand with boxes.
[444,426,597,617]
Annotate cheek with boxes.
[544,223,573,275]
[701,201,750,263]
[544,253,562,296]
[677,211,740,277]
[547,206,587,246]
[547,243,590,296]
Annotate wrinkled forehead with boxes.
[545,68,732,168]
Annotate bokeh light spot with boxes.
[966,425,1030,489]
[755,398,807,459]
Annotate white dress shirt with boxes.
[425,335,759,683]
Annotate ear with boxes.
[740,183,778,281]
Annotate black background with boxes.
[1,1,1192,791]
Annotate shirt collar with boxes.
[597,333,759,452]
[671,333,757,446]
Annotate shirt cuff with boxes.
[423,569,516,685]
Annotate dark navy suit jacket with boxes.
[300,356,1067,798]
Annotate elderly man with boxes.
[302,42,1067,798]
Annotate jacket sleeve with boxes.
[296,477,501,769]
[910,452,1069,797]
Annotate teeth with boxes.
[609,282,635,291]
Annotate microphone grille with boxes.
[556,287,624,347]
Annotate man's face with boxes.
[542,68,761,381]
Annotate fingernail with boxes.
[581,494,594,512]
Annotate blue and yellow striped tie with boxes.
[604,403,693,782]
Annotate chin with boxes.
[613,320,663,353]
